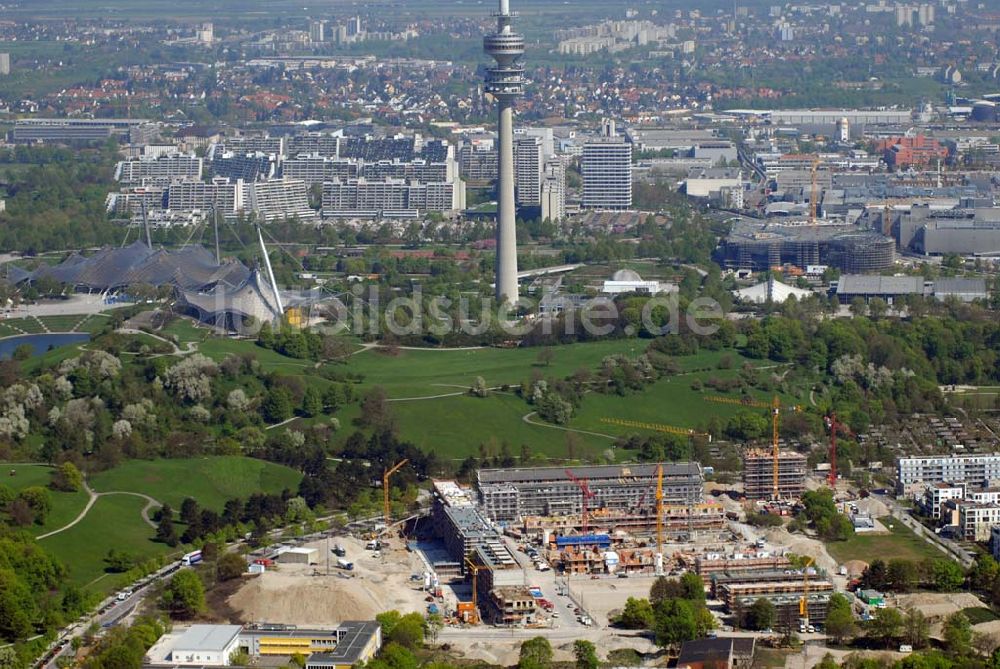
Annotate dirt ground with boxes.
[893,592,985,621]
[227,535,431,626]
[569,574,662,624]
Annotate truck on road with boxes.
[181,550,202,566]
[336,558,354,571]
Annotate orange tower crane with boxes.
[565,469,596,534]
[382,459,409,528]
[703,395,799,499]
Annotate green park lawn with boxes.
[825,515,946,564]
[3,464,90,537]
[38,494,172,592]
[340,392,614,461]
[343,339,642,398]
[36,315,86,332]
[87,456,303,511]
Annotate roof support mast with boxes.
[256,224,283,316]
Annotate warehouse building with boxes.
[835,275,988,304]
[894,206,1000,256]
[476,463,704,522]
[742,450,807,500]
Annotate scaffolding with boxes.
[742,449,807,500]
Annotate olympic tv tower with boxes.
[484,0,525,304]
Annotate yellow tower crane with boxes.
[463,556,482,625]
[703,395,799,500]
[655,463,664,576]
[799,556,815,630]
[600,417,711,441]
[382,459,409,528]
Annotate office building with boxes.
[582,140,632,209]
[476,463,704,522]
[12,118,150,144]
[0,53,9,76]
[877,135,948,169]
[514,136,543,207]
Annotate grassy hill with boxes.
[88,456,303,511]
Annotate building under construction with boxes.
[742,450,808,500]
[718,219,894,273]
[520,502,725,540]
[476,463,704,522]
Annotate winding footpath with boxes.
[521,411,618,441]
[36,481,160,540]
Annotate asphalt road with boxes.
[39,562,184,669]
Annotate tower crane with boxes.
[463,556,482,625]
[799,556,815,631]
[382,459,409,529]
[655,464,665,576]
[565,469,596,534]
[703,395,800,500]
[809,158,821,226]
[600,417,711,441]
[825,413,855,488]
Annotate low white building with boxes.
[277,546,319,564]
[148,625,242,666]
[734,276,813,304]
[601,269,674,295]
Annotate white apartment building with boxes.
[969,488,1000,506]
[281,155,358,185]
[515,136,543,207]
[958,502,1000,541]
[322,177,462,215]
[115,154,203,185]
[921,483,965,519]
[541,158,565,222]
[582,139,632,210]
[245,179,316,222]
[166,178,241,216]
[897,454,1000,496]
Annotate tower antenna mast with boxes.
[484,0,525,304]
